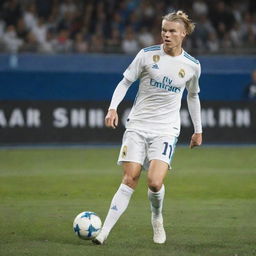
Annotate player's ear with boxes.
[181,28,186,38]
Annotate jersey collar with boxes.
[161,44,184,58]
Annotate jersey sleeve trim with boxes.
[143,45,161,52]
[183,51,200,64]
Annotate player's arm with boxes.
[187,92,202,148]
[186,62,202,148]
[105,77,132,129]
[106,49,144,129]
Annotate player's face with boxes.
[161,20,186,52]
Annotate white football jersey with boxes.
[123,44,201,137]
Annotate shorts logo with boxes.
[178,68,185,78]
[122,145,127,158]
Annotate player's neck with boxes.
[163,45,183,57]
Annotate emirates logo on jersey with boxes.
[150,76,181,93]
[178,69,185,78]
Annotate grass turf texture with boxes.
[0,146,255,256]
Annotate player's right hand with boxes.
[105,109,118,129]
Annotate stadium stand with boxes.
[0,0,255,54]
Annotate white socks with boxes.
[98,184,165,241]
[148,185,165,219]
[100,183,134,238]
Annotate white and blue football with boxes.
[73,211,102,240]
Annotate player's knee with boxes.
[147,179,163,192]
[122,175,139,189]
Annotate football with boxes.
[73,211,102,240]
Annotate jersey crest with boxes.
[153,55,160,63]
[178,69,185,78]
[152,54,160,69]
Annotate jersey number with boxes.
[162,142,172,159]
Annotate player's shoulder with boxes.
[142,44,161,53]
[136,45,161,62]
[182,51,200,66]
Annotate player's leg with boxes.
[93,130,145,244]
[93,162,142,244]
[147,160,168,244]
[147,135,178,244]
[148,160,168,217]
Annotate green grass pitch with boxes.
[0,146,256,256]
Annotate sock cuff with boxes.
[148,184,165,195]
[119,183,134,195]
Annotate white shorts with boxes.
[117,129,178,170]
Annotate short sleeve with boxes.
[123,49,144,82]
[186,63,201,93]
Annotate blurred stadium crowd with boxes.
[0,0,255,55]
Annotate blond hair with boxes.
[162,10,195,35]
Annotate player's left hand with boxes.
[189,133,202,149]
